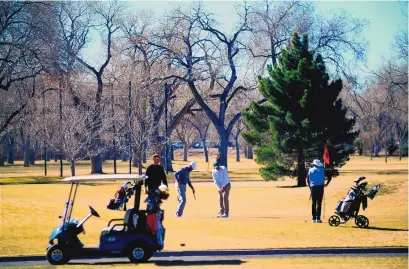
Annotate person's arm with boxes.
[325,167,332,186]
[306,170,310,188]
[212,170,222,190]
[145,166,150,193]
[187,176,195,193]
[161,166,168,187]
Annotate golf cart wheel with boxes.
[127,242,153,263]
[46,244,70,265]
[355,215,369,228]
[328,215,341,227]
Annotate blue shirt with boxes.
[308,166,325,187]
[174,167,191,185]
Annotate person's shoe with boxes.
[175,213,181,218]
[312,218,317,223]
[216,213,224,218]
[221,213,229,218]
[316,219,322,223]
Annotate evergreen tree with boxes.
[243,33,358,186]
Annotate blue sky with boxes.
[86,1,408,80]
[314,1,408,72]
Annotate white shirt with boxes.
[212,166,230,190]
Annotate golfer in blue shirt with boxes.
[174,162,196,217]
[306,159,326,223]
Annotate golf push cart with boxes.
[328,176,381,228]
[46,174,168,265]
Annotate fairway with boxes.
[0,156,407,258]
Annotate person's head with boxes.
[213,162,220,170]
[153,154,161,165]
[312,159,323,168]
[189,162,197,171]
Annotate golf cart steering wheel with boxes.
[89,206,100,218]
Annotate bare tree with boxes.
[145,4,257,167]
[246,1,368,80]
[175,118,196,162]
[0,2,57,135]
[121,13,196,171]
[189,111,211,162]
[231,119,246,162]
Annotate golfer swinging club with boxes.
[306,159,325,223]
[174,162,196,217]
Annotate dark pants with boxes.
[311,185,324,220]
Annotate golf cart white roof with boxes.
[63,174,147,183]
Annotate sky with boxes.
[85,1,408,80]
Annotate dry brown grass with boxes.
[0,156,407,258]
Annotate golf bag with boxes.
[335,177,381,220]
[107,181,134,211]
[144,185,169,248]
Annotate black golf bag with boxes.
[329,176,381,228]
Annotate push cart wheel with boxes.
[46,244,70,265]
[355,215,369,228]
[328,215,341,227]
[127,242,153,263]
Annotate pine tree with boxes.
[242,33,358,186]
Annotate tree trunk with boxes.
[297,150,306,187]
[399,144,402,161]
[138,152,143,175]
[24,135,30,167]
[70,159,76,176]
[0,138,4,166]
[385,145,388,163]
[171,145,174,161]
[218,135,229,167]
[203,139,209,163]
[183,145,188,162]
[143,141,147,163]
[29,150,35,165]
[91,154,103,174]
[29,141,38,165]
[166,145,173,171]
[132,151,138,168]
[247,145,254,159]
[0,151,4,166]
[7,135,14,164]
[235,137,240,162]
[113,141,117,174]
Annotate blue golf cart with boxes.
[46,174,166,265]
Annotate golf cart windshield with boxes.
[61,174,147,226]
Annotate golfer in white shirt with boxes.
[212,162,231,218]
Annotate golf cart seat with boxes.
[101,209,147,236]
[101,209,136,236]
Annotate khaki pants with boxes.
[219,183,231,215]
